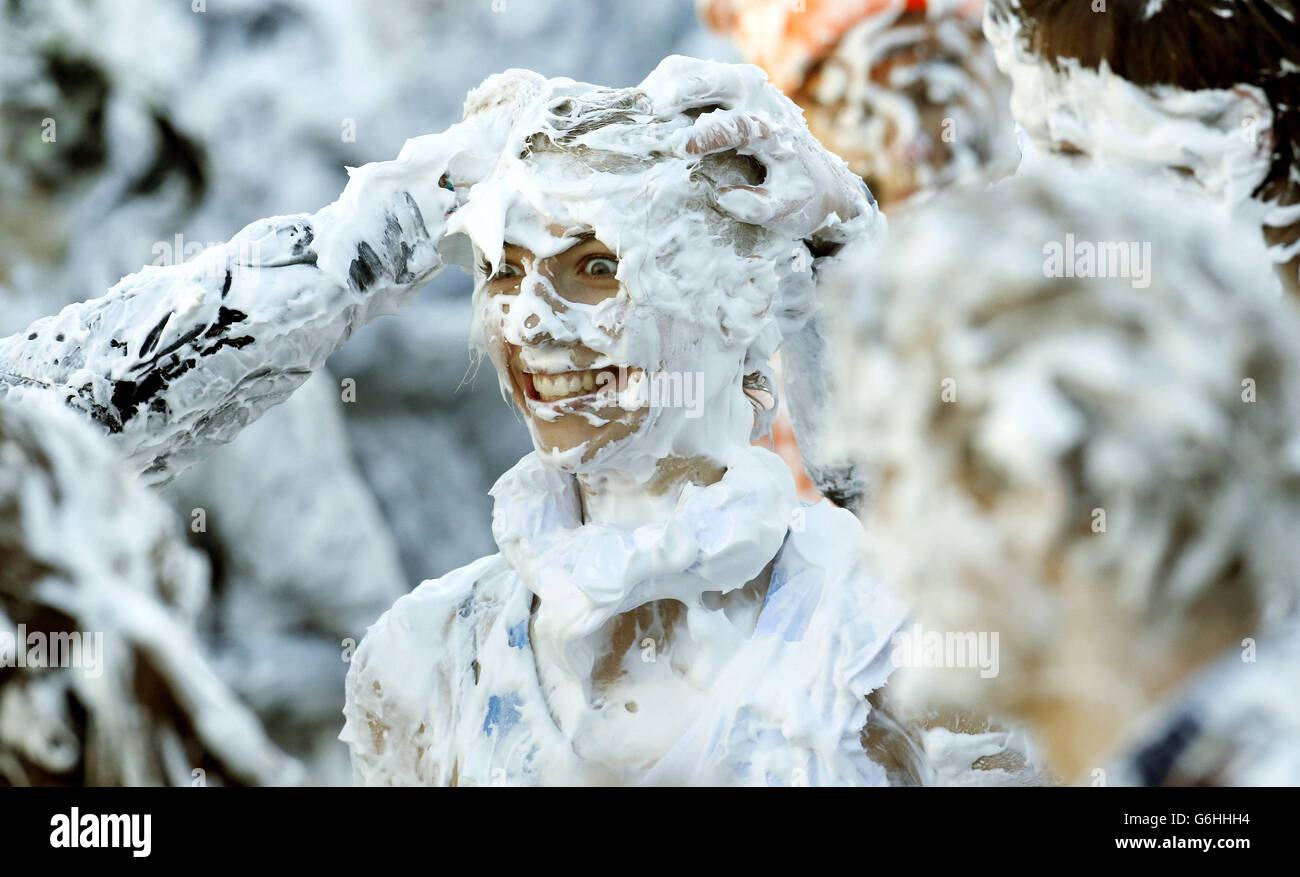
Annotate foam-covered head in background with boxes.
[985,0,1300,294]
[826,164,1300,775]
[437,57,877,484]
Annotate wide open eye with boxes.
[581,256,618,277]
[481,258,524,290]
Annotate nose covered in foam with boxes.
[500,271,579,347]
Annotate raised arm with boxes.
[0,115,501,485]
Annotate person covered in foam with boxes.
[334,57,949,786]
[985,0,1300,298]
[828,164,1300,785]
[327,55,1023,786]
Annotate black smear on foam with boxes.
[201,336,253,356]
[349,242,381,292]
[383,213,402,250]
[347,194,430,292]
[1132,713,1201,787]
[204,307,248,338]
[393,194,430,284]
[151,324,205,363]
[77,386,124,434]
[139,313,171,357]
[108,305,254,426]
[292,225,315,259]
[111,356,196,427]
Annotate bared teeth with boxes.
[531,368,616,401]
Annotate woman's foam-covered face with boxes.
[476,233,650,463]
[456,130,781,475]
[470,211,750,475]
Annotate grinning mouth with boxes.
[523,366,621,402]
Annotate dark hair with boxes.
[989,0,1299,208]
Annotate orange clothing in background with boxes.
[700,0,981,93]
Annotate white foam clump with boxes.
[343,448,909,785]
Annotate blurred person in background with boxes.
[0,397,301,786]
[701,0,1018,211]
[985,0,1300,298]
[830,164,1300,785]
